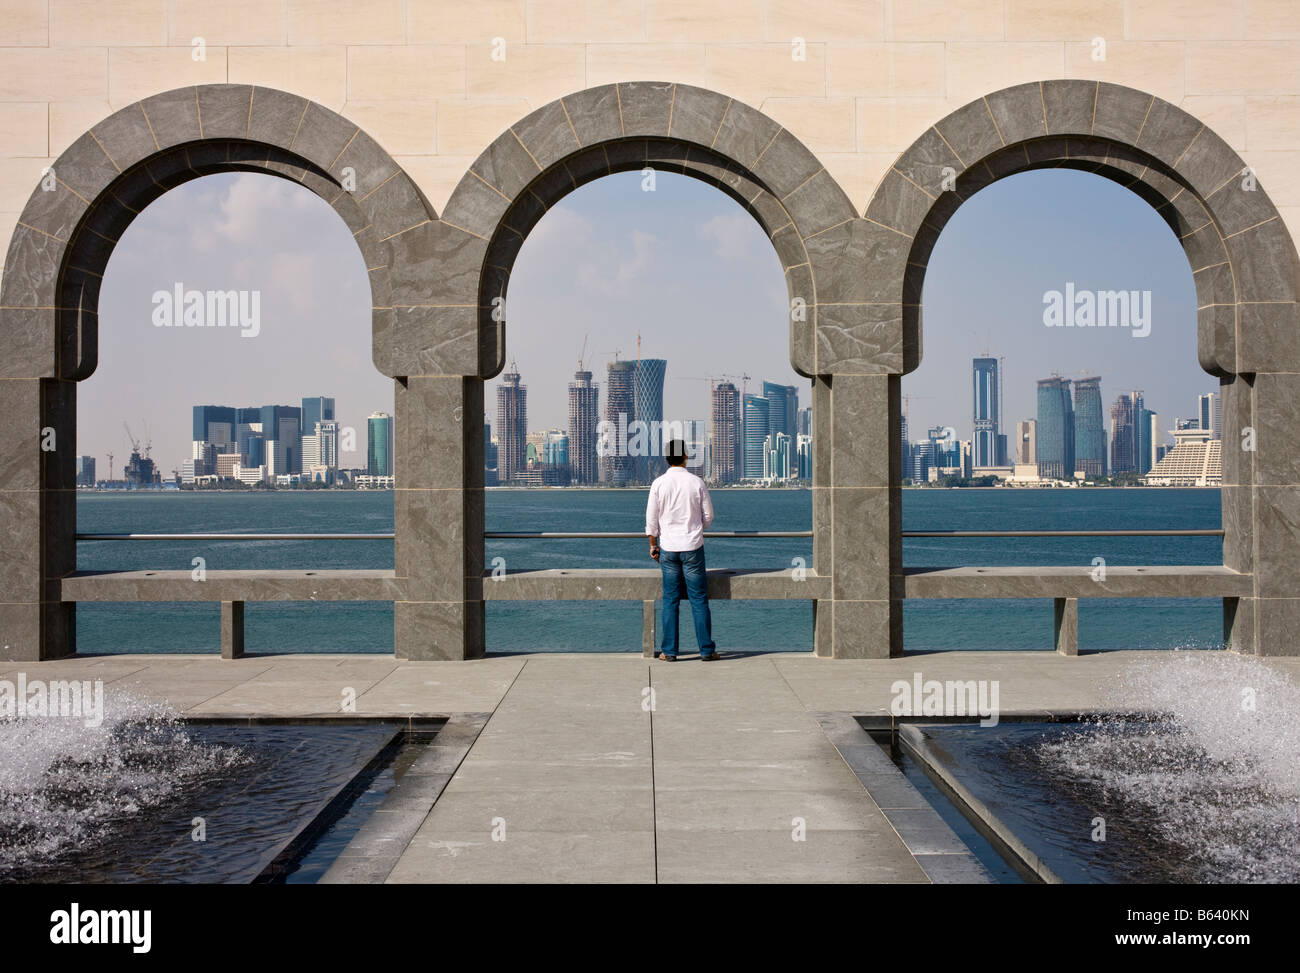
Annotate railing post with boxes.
[826,373,902,658]
[1053,597,1078,655]
[642,600,656,658]
[221,600,245,659]
[393,376,485,661]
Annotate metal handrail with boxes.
[76,528,1221,540]
[902,529,1223,537]
[486,530,813,538]
[76,533,397,540]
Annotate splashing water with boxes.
[1034,652,1300,883]
[0,692,251,876]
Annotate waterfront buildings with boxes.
[1072,376,1107,478]
[1144,427,1222,486]
[971,357,1006,468]
[710,381,741,484]
[1110,390,1147,474]
[1198,392,1221,439]
[75,455,96,487]
[567,368,599,485]
[633,357,668,482]
[601,359,636,485]
[366,412,394,477]
[762,381,799,442]
[1036,377,1075,480]
[1016,419,1036,465]
[496,365,527,483]
[743,393,770,479]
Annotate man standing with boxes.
[645,439,719,661]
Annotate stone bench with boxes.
[904,565,1253,654]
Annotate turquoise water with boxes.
[74,488,1224,654]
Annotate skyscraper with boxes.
[1198,392,1221,440]
[762,381,798,441]
[900,411,910,483]
[1016,419,1036,465]
[567,368,599,485]
[366,412,393,476]
[633,357,667,482]
[602,360,636,485]
[76,455,96,486]
[496,365,526,484]
[300,396,335,441]
[1139,407,1158,474]
[1072,376,1107,478]
[743,394,770,478]
[972,357,1004,467]
[796,434,812,480]
[1036,377,1075,480]
[1110,391,1144,474]
[259,404,302,475]
[315,419,339,468]
[193,405,237,453]
[710,381,740,484]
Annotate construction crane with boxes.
[577,333,588,372]
[901,393,935,418]
[142,421,153,459]
[123,422,141,455]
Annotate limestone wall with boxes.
[3,0,1299,270]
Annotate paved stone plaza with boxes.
[10,650,1299,882]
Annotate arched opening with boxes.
[482,169,809,652]
[0,85,431,661]
[429,82,861,659]
[74,170,390,653]
[874,79,1300,660]
[904,167,1221,651]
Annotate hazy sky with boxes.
[82,165,1209,472]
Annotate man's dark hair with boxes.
[665,439,688,466]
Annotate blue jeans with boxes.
[659,547,715,657]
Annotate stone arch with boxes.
[857,79,1300,657]
[397,81,860,660]
[0,83,433,660]
[433,81,858,381]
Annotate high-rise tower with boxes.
[602,360,636,485]
[567,369,599,485]
[1036,377,1075,480]
[1072,376,1107,477]
[633,357,667,482]
[971,357,1004,467]
[710,381,740,484]
[496,365,526,484]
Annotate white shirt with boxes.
[645,466,714,552]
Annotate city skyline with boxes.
[82,166,1209,472]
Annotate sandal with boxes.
[657,652,677,662]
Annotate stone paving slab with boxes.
[10,649,1299,883]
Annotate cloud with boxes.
[268,252,316,315]
[699,210,758,261]
[211,173,297,244]
[576,229,659,295]
[525,205,594,251]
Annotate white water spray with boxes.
[0,691,249,875]
[1037,651,1300,882]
